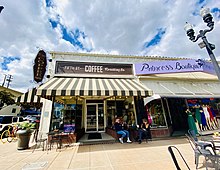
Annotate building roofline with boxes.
[49,51,191,61]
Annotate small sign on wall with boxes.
[64,124,75,133]
[44,111,49,117]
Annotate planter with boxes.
[16,129,33,150]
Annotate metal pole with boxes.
[202,36,220,80]
[2,74,7,87]
[6,74,13,88]
[0,6,4,13]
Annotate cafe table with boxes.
[47,130,75,150]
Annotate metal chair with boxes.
[47,131,62,152]
[32,132,47,153]
[188,130,212,149]
[204,152,220,170]
[168,146,190,170]
[185,133,220,169]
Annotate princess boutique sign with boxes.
[134,59,215,75]
[55,61,133,76]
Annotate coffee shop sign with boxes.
[134,59,215,75]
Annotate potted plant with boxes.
[16,122,36,150]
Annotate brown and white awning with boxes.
[36,77,153,97]
[16,88,42,103]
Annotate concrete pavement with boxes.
[0,137,210,170]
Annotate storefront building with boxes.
[17,53,220,141]
[36,52,154,141]
[135,59,220,137]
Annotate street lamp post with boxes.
[0,6,4,13]
[184,7,220,81]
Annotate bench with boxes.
[105,127,140,142]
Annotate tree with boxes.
[0,90,15,107]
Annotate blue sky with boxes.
[0,0,220,92]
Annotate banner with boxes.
[55,61,133,76]
[134,59,215,75]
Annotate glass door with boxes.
[86,104,105,132]
[86,104,97,132]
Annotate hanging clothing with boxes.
[207,106,214,121]
[203,106,210,119]
[195,108,202,124]
[147,114,152,125]
[200,107,207,126]
[210,107,216,117]
[187,110,198,134]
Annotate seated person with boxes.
[137,118,152,144]
[114,118,132,144]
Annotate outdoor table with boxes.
[47,130,75,150]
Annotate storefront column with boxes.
[164,98,172,125]
[49,96,56,131]
[38,98,53,138]
[161,98,168,127]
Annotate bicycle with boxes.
[1,124,18,144]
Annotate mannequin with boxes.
[186,108,198,134]
[202,105,213,130]
[209,106,219,128]
[195,105,202,131]
[199,106,208,131]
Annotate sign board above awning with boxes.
[55,61,133,76]
[135,59,215,75]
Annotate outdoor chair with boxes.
[32,132,47,153]
[185,133,220,169]
[188,130,212,149]
[168,146,190,170]
[188,129,220,154]
[47,131,62,152]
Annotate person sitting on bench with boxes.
[137,118,152,144]
[114,118,132,144]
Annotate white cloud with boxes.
[0,0,220,93]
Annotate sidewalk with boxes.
[0,137,208,170]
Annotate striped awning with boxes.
[36,77,153,97]
[16,88,42,103]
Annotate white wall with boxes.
[0,104,21,116]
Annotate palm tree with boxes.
[0,90,15,107]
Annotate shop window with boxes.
[107,101,116,127]
[147,99,166,128]
[51,102,82,131]
[107,97,135,127]
[12,108,16,113]
[75,105,82,129]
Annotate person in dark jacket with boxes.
[138,119,152,144]
[114,118,132,144]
